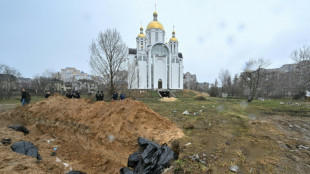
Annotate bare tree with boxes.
[291,45,310,93]
[240,58,270,102]
[127,60,139,97]
[32,70,58,94]
[0,64,21,99]
[89,28,128,96]
[219,69,231,93]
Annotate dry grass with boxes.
[141,96,310,173]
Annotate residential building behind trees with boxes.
[0,64,21,99]
[183,72,198,90]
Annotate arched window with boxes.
[151,44,169,57]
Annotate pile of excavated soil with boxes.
[0,96,184,173]
[193,91,210,98]
[159,97,178,102]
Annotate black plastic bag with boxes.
[120,167,133,174]
[138,138,160,149]
[156,144,174,168]
[66,171,86,174]
[128,151,142,168]
[123,138,175,174]
[141,143,162,173]
[133,160,144,174]
[8,125,29,135]
[11,141,42,161]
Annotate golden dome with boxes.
[137,33,146,38]
[147,21,164,31]
[170,37,178,41]
[146,11,164,31]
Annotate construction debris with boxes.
[229,165,239,173]
[182,110,189,115]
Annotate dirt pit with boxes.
[0,96,184,173]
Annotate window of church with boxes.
[143,56,147,61]
[138,56,142,61]
[148,33,151,44]
[151,44,168,57]
[162,33,165,42]
[176,58,180,63]
[155,32,158,42]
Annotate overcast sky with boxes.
[1,0,309,83]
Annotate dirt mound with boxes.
[159,97,178,102]
[0,96,183,173]
[193,91,210,98]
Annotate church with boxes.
[127,11,184,90]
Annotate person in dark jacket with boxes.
[21,89,27,106]
[73,91,80,98]
[120,92,125,100]
[45,92,51,98]
[100,91,104,101]
[66,92,72,98]
[25,92,31,104]
[113,92,118,100]
[95,91,100,101]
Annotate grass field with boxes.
[140,96,310,173]
[1,92,309,173]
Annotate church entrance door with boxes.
[158,79,162,89]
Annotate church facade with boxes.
[127,11,184,90]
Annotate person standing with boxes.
[120,92,125,100]
[113,92,118,100]
[95,91,100,101]
[45,92,51,98]
[100,91,104,101]
[21,89,27,106]
[25,91,31,104]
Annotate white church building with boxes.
[127,11,184,90]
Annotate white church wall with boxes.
[138,61,147,88]
[154,58,166,89]
[171,63,179,89]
